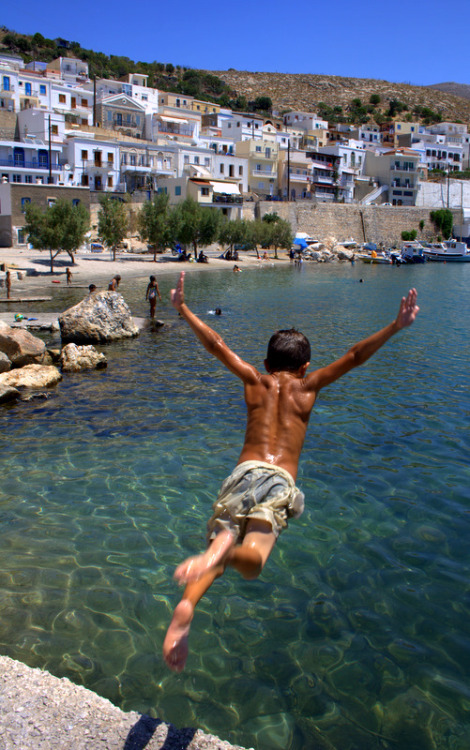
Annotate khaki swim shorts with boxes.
[207,460,305,542]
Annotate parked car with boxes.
[90,242,104,253]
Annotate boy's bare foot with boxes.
[174,529,235,584]
[163,599,194,672]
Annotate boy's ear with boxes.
[299,362,310,377]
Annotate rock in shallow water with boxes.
[0,364,62,389]
[60,343,108,373]
[59,291,139,344]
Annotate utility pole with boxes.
[93,76,97,127]
[48,115,53,184]
[287,139,290,202]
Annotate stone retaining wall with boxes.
[252,201,463,247]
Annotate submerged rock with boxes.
[0,364,62,389]
[0,384,20,403]
[59,291,139,344]
[60,343,108,373]
[0,320,46,367]
[0,351,11,373]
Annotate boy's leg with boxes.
[163,565,223,672]
[226,519,276,579]
[164,521,276,672]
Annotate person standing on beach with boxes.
[145,275,162,319]
[5,270,11,299]
[66,268,72,286]
[162,272,420,672]
[108,275,121,291]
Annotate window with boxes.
[194,156,199,165]
[130,154,136,166]
[81,99,87,107]
[17,229,26,244]
[81,150,88,160]
[220,164,224,174]
[107,153,114,164]
[21,197,31,212]
[59,94,66,103]
[40,85,46,96]
[72,199,80,206]
[204,157,210,166]
[81,174,89,186]
[136,115,141,125]
[175,186,181,196]
[201,187,209,196]
[24,175,32,183]
[47,198,56,207]
[2,76,10,91]
[116,113,122,125]
[107,177,113,187]
[184,155,189,164]
[12,174,21,183]
[51,125,58,135]
[255,146,261,152]
[25,82,32,96]
[229,165,234,177]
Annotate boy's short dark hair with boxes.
[266,329,311,372]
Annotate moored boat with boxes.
[400,241,426,264]
[423,240,470,262]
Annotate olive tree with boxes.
[173,198,221,259]
[138,192,177,261]
[24,199,89,274]
[97,195,128,261]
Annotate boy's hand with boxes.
[171,272,185,311]
[395,288,419,330]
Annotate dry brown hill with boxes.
[211,69,470,123]
[428,82,470,101]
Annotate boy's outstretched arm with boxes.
[307,288,420,391]
[171,272,259,383]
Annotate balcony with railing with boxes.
[0,158,60,171]
[84,159,115,170]
[212,194,243,204]
[391,164,416,172]
[156,122,194,138]
[252,168,276,177]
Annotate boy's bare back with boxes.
[171,271,419,482]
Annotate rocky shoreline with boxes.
[0,654,249,750]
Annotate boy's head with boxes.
[266,328,311,373]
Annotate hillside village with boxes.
[1,33,470,248]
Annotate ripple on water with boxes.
[0,264,470,749]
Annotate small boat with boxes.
[423,240,470,262]
[400,242,426,264]
[357,250,392,265]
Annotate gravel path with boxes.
[0,655,250,750]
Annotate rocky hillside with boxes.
[428,82,470,101]
[211,70,470,122]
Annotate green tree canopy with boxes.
[138,192,177,261]
[430,209,453,239]
[24,199,89,273]
[97,196,128,261]
[173,198,221,259]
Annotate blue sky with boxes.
[2,0,469,86]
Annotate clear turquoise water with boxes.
[0,261,469,749]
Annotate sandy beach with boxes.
[0,245,288,300]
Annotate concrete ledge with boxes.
[0,655,249,750]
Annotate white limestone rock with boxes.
[0,364,62,389]
[60,343,108,373]
[59,291,139,344]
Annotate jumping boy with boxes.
[163,272,419,671]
